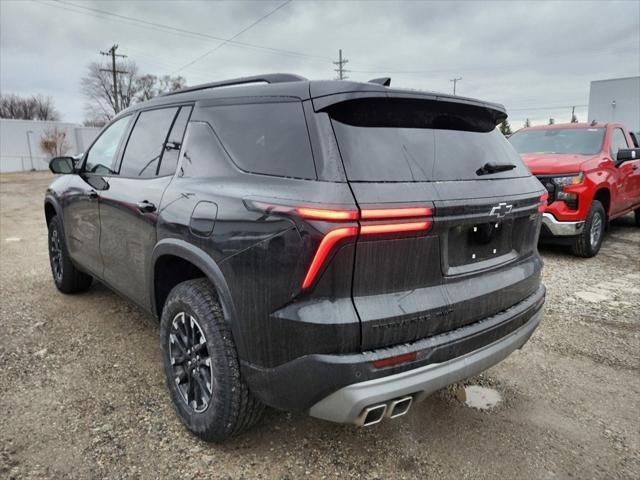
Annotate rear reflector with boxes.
[372,352,417,369]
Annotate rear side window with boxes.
[158,106,192,177]
[328,98,528,182]
[609,128,629,158]
[199,102,316,179]
[119,107,178,178]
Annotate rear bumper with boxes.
[542,212,584,236]
[241,285,545,419]
[310,307,542,424]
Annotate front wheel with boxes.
[47,215,93,293]
[160,278,264,442]
[571,200,606,258]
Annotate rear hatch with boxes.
[318,95,544,350]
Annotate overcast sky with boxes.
[1,0,639,128]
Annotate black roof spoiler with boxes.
[162,73,307,97]
[368,77,391,86]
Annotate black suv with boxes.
[45,74,546,441]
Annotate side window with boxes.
[84,116,131,174]
[609,128,629,159]
[199,102,316,179]
[179,122,231,178]
[157,106,192,177]
[119,107,178,178]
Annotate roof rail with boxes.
[161,73,307,96]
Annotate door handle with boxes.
[136,200,157,213]
[85,190,98,199]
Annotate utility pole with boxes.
[333,49,349,80]
[450,77,462,95]
[100,45,128,113]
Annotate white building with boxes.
[588,76,640,132]
[0,119,100,173]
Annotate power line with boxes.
[173,0,293,74]
[45,0,330,63]
[333,49,349,80]
[508,104,587,112]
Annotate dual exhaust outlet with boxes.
[355,396,413,427]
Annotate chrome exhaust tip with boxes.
[355,404,387,427]
[386,396,412,419]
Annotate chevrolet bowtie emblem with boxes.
[489,202,513,218]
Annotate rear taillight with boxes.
[301,207,433,289]
[301,227,358,289]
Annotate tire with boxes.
[635,208,640,227]
[571,200,606,258]
[47,215,93,293]
[160,278,264,442]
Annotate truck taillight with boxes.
[538,193,549,212]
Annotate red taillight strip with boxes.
[297,207,358,221]
[372,352,417,369]
[361,207,433,219]
[301,227,358,289]
[361,221,432,235]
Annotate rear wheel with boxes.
[634,208,640,227]
[47,215,93,293]
[160,278,264,442]
[571,200,605,258]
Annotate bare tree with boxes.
[81,59,186,125]
[0,93,60,120]
[39,127,71,158]
[80,60,139,124]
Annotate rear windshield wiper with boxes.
[476,162,516,176]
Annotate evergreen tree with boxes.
[499,119,513,136]
[524,118,531,128]
[548,118,555,125]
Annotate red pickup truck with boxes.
[509,122,640,257]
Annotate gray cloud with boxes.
[1,0,638,128]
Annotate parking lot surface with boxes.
[1,171,639,479]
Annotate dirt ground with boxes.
[1,171,639,480]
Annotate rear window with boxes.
[199,102,316,179]
[509,127,605,155]
[328,98,528,182]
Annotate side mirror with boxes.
[616,148,640,166]
[49,156,76,174]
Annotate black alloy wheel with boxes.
[169,311,214,413]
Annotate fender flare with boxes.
[44,194,63,224]
[149,238,237,326]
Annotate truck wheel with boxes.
[635,208,640,227]
[47,215,93,293]
[160,278,264,442]
[571,200,606,258]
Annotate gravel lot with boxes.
[1,171,639,479]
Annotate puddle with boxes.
[460,385,502,410]
[5,237,21,243]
